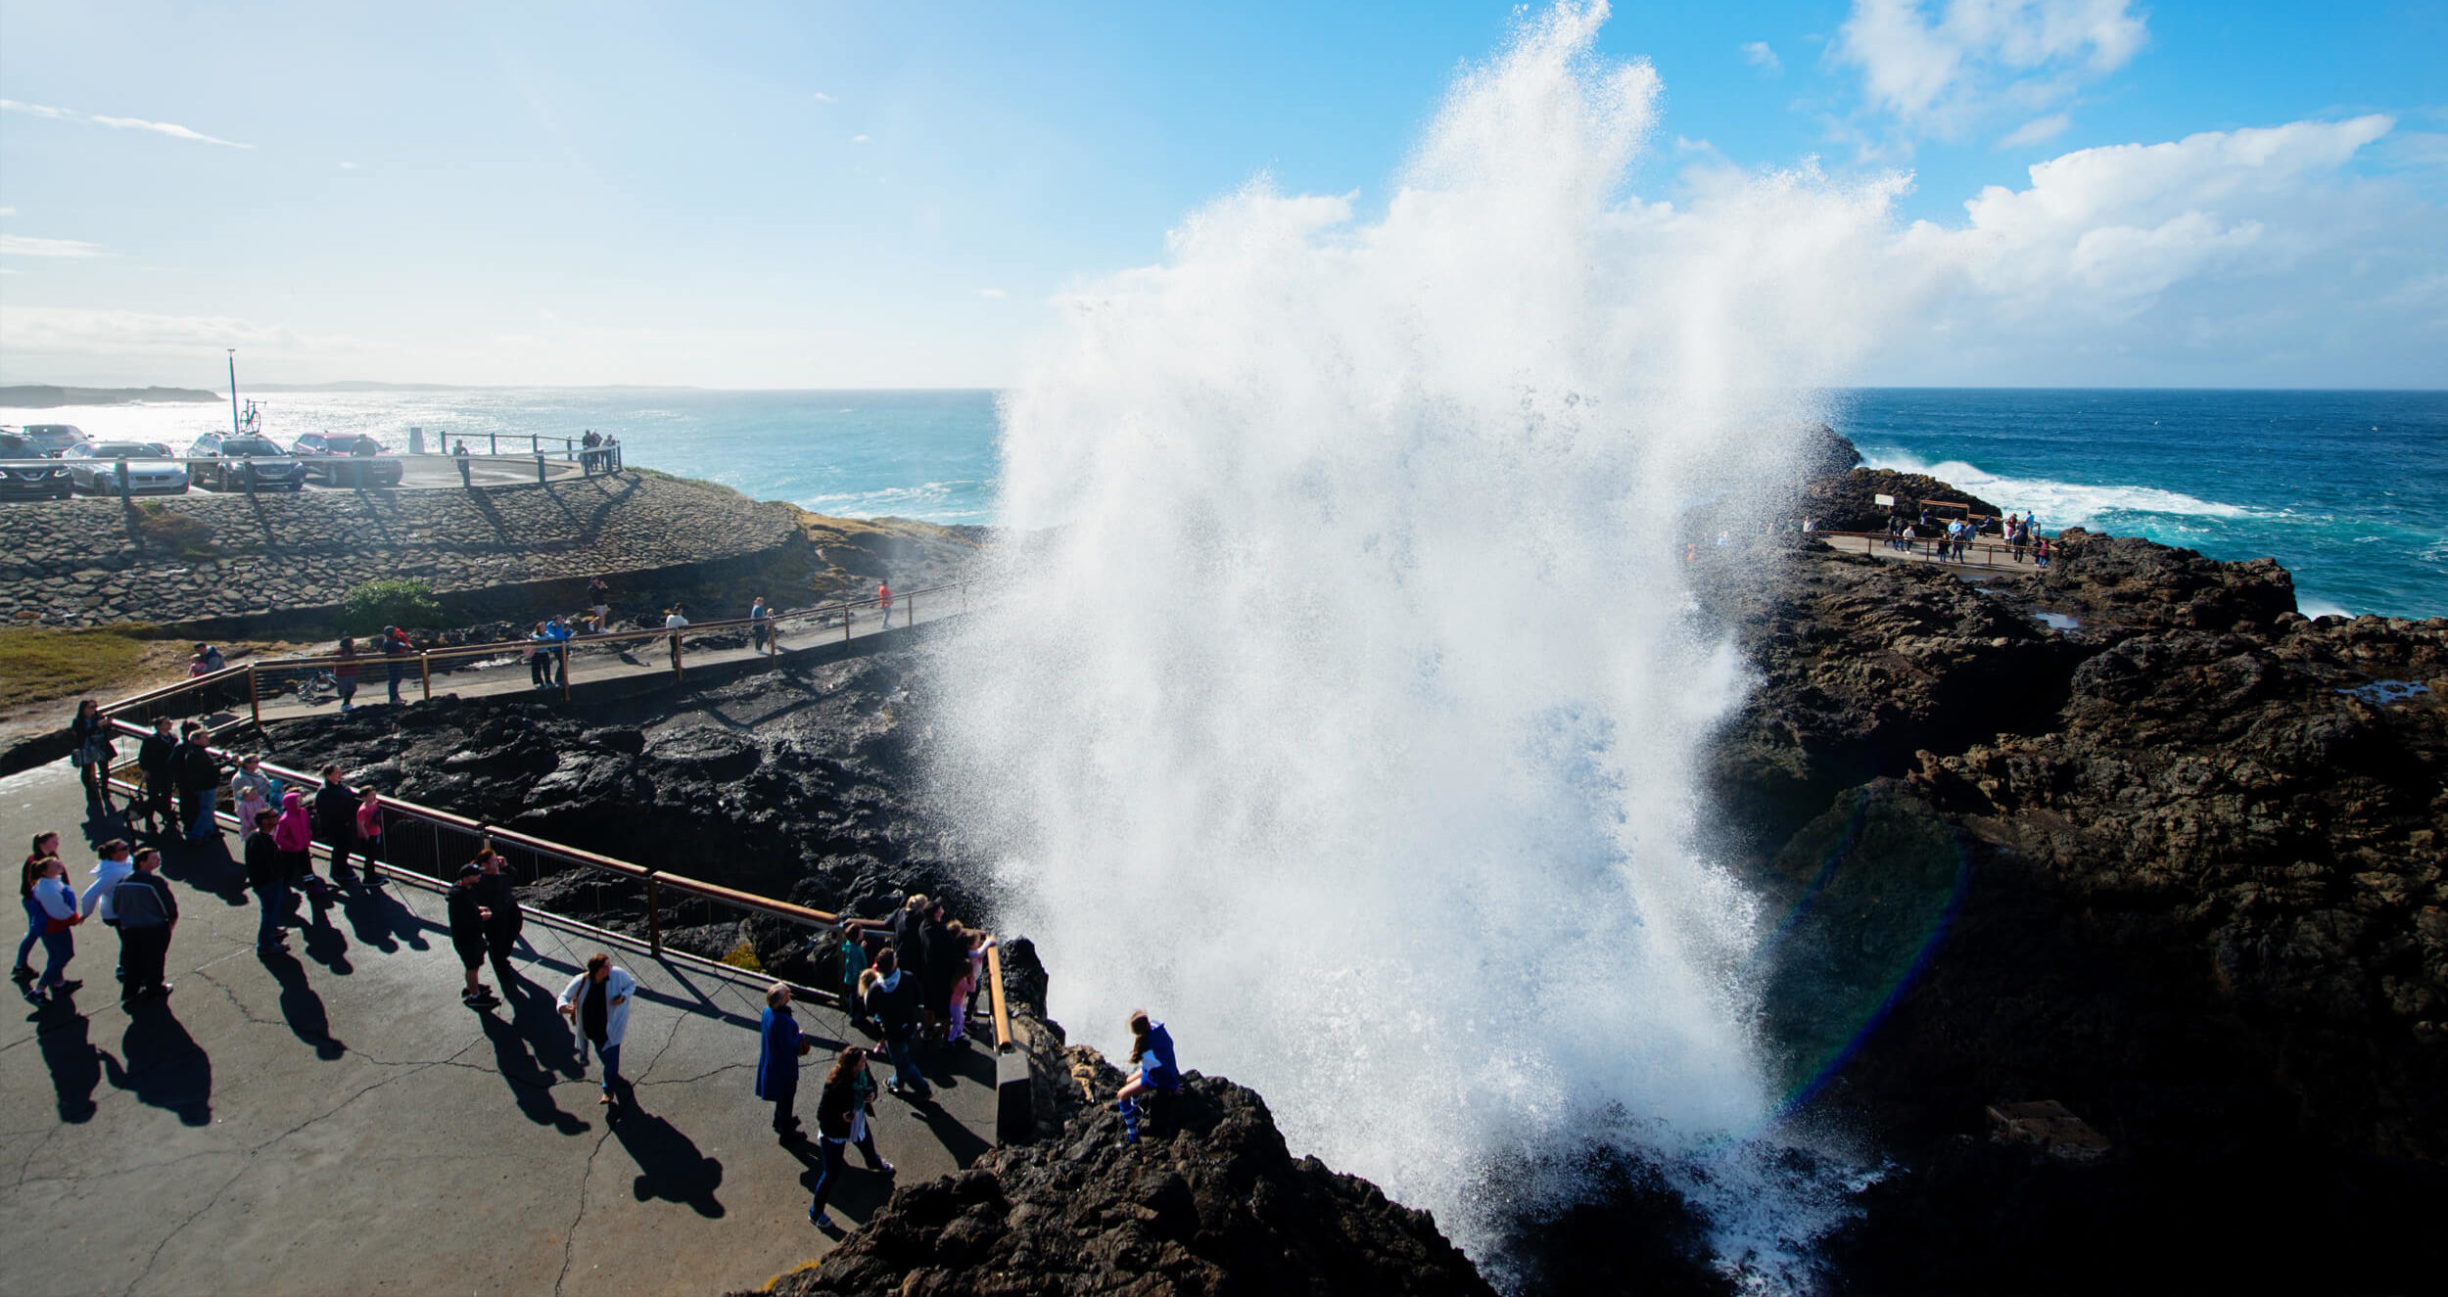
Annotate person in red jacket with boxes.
[877,580,894,630]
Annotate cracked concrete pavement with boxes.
[0,761,1000,1296]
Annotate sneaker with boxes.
[598,1092,614,1106]
[9,966,31,982]
[873,1160,896,1175]
[810,1210,834,1229]
[56,980,83,993]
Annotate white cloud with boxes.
[0,97,251,148]
[1834,0,2146,134]
[851,133,871,144]
[812,91,836,103]
[978,288,1007,299]
[1871,115,2448,384]
[1999,112,2071,148]
[0,207,16,216]
[0,233,106,258]
[1742,41,1783,75]
[339,161,362,170]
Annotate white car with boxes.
[65,441,190,495]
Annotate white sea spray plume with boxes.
[930,1,1906,1280]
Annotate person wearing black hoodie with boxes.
[472,850,524,990]
[173,726,228,841]
[447,863,496,1005]
[314,766,359,882]
[134,718,178,836]
[243,810,289,952]
[921,900,963,1044]
[868,948,930,1100]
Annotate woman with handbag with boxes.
[806,1046,893,1230]
[69,700,116,813]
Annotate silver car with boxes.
[65,441,190,495]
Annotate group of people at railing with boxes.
[1876,504,2054,566]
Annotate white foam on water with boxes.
[1857,446,2255,528]
[930,2,1898,1282]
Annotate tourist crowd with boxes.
[36,695,1175,1241]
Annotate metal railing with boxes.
[1812,528,2056,568]
[89,627,1007,1051]
[225,580,969,712]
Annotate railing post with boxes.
[419,652,432,701]
[672,634,684,681]
[247,664,262,729]
[489,432,498,455]
[843,607,851,644]
[647,875,663,957]
[562,645,573,701]
[535,453,547,485]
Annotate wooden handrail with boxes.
[97,662,251,715]
[985,939,1013,1051]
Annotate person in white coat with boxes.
[558,952,636,1106]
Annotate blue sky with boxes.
[2,0,2442,388]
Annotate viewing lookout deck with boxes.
[0,607,1006,1296]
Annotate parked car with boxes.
[64,440,189,495]
[0,431,74,500]
[290,431,404,487]
[18,424,92,457]
[186,432,304,491]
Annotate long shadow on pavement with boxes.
[29,997,104,1123]
[294,889,354,976]
[334,880,430,956]
[104,997,212,1126]
[256,948,346,1061]
[609,1099,726,1217]
[476,1007,591,1136]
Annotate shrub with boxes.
[129,503,217,558]
[339,578,444,634]
[721,939,765,972]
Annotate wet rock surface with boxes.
[744,1045,1496,1297]
[1708,492,2448,1289]
[261,654,974,978]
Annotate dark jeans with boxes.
[580,1036,622,1092]
[119,924,171,995]
[771,1084,797,1130]
[387,662,404,702]
[530,652,549,686]
[486,922,523,988]
[15,898,42,972]
[324,822,358,877]
[254,880,290,947]
[883,1035,927,1094]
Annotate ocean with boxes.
[8,386,2442,618]
[1836,389,2448,620]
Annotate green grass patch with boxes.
[339,578,444,634]
[0,625,154,701]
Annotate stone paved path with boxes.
[0,762,999,1296]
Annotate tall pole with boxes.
[227,350,240,437]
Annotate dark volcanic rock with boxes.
[1711,532,2448,1291]
[744,1057,1495,1297]
[1801,466,2005,534]
[257,654,976,965]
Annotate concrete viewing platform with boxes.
[0,762,1000,1296]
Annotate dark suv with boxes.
[187,432,305,491]
[0,431,74,500]
[291,432,404,487]
[18,424,91,457]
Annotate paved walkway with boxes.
[0,763,999,1296]
[1812,532,2054,576]
[246,597,966,724]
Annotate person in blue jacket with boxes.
[1116,1009,1178,1145]
[756,982,812,1138]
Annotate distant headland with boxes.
[0,384,220,408]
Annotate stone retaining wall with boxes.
[0,471,801,630]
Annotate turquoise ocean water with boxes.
[11,386,2443,618]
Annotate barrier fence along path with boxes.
[92,598,1009,1056]
[1811,528,2057,568]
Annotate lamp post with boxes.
[227,349,240,438]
